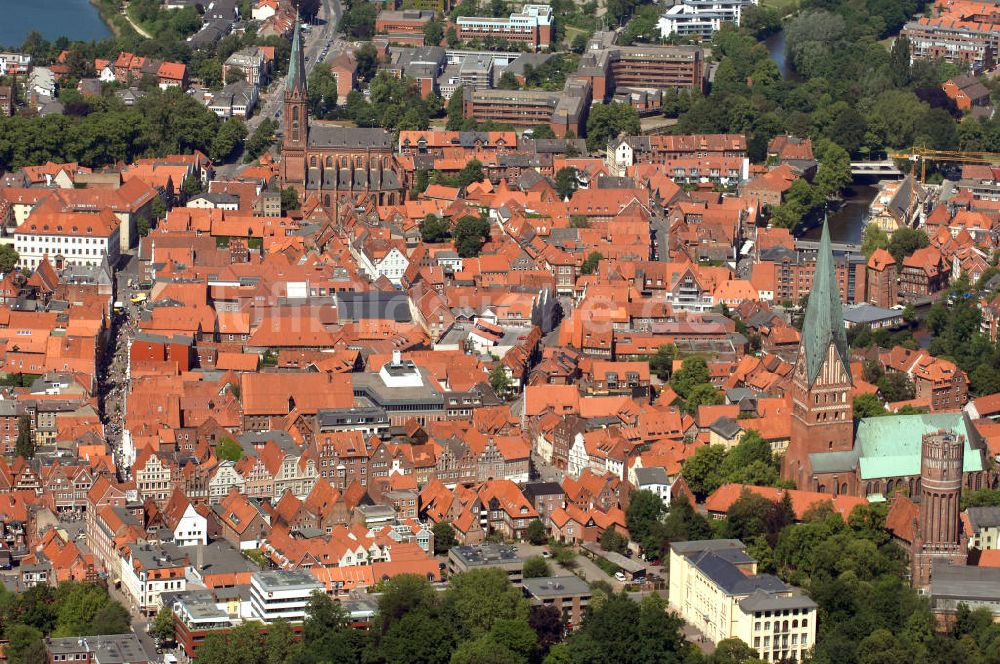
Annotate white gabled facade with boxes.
[172,503,208,547]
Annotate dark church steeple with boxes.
[283,10,308,154]
[286,10,306,95]
[782,217,855,491]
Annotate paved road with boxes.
[215,0,345,178]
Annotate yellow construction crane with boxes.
[887,147,1000,184]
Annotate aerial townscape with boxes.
[4,0,1000,662]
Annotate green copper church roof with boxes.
[855,413,983,480]
[286,11,306,93]
[801,218,851,385]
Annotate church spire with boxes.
[286,9,306,93]
[801,215,851,385]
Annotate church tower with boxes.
[912,430,967,587]
[782,219,854,489]
[280,12,308,188]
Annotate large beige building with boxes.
[668,540,817,663]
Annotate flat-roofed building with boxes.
[457,5,553,50]
[930,561,1000,621]
[448,543,525,582]
[521,575,592,627]
[249,569,324,622]
[46,634,151,664]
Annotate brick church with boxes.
[279,17,404,207]
[780,220,993,501]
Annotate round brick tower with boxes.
[913,429,967,587]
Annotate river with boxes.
[0,0,112,48]
[761,29,875,243]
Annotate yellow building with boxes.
[668,540,817,662]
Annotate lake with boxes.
[0,0,112,49]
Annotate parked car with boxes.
[614,572,627,582]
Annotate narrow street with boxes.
[217,0,345,178]
[100,254,142,478]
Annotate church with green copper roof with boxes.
[780,220,992,500]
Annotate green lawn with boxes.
[761,0,800,14]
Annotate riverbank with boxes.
[90,0,140,40]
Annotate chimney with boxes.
[196,541,204,570]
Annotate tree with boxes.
[887,227,929,265]
[528,605,564,658]
[444,568,529,639]
[307,66,338,119]
[15,414,33,460]
[531,124,556,139]
[5,625,45,664]
[457,159,485,187]
[569,214,589,228]
[669,356,711,399]
[447,86,465,130]
[813,138,852,198]
[210,118,247,163]
[489,363,512,400]
[554,167,577,200]
[889,36,912,88]
[150,606,176,644]
[585,102,640,151]
[877,371,915,402]
[453,215,491,257]
[522,556,551,578]
[424,20,444,46]
[854,393,887,418]
[280,187,300,214]
[525,519,547,545]
[599,525,628,554]
[683,382,724,416]
[713,638,765,664]
[626,490,665,553]
[419,214,450,243]
[244,118,278,163]
[446,25,460,48]
[218,437,243,462]
[450,636,522,664]
[225,66,245,85]
[301,590,366,662]
[0,244,20,274]
[339,0,377,38]
[377,607,454,664]
[861,223,890,259]
[355,43,379,82]
[581,251,603,275]
[54,582,130,637]
[497,71,520,90]
[647,344,675,381]
[293,0,322,20]
[432,521,457,555]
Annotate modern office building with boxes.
[248,569,324,622]
[457,5,554,50]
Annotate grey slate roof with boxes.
[634,466,670,486]
[308,126,394,150]
[708,416,742,439]
[689,550,790,595]
[967,506,1000,532]
[738,588,817,612]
